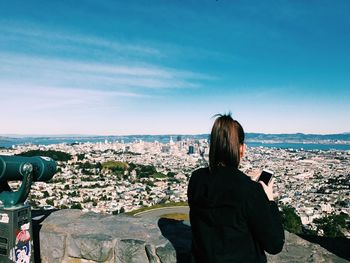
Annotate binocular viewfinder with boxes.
[0,155,57,207]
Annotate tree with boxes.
[27,198,38,208]
[146,180,154,187]
[280,205,302,234]
[71,203,83,210]
[60,204,69,209]
[313,212,349,237]
[133,164,157,178]
[100,195,108,201]
[77,153,85,161]
[167,172,176,178]
[127,162,137,172]
[46,199,54,206]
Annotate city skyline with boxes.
[1,1,350,135]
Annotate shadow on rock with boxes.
[32,209,59,263]
[158,218,192,263]
[298,234,350,261]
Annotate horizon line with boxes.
[1,131,350,138]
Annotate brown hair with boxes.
[209,113,245,172]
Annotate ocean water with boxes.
[1,136,350,151]
[247,142,350,151]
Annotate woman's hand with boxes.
[259,178,275,201]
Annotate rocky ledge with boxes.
[39,209,348,263]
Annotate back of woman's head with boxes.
[209,113,245,172]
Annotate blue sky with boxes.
[1,0,349,135]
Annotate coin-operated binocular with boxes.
[0,155,57,263]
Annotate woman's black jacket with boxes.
[188,167,285,263]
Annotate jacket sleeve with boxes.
[245,184,285,254]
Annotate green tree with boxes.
[132,164,157,178]
[146,180,154,187]
[100,195,108,201]
[313,212,349,237]
[126,162,136,172]
[46,199,54,206]
[280,205,302,234]
[60,204,69,209]
[77,153,85,161]
[71,203,83,210]
[27,198,38,208]
[167,172,176,178]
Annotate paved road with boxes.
[134,206,189,222]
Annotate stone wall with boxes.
[39,209,348,263]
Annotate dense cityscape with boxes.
[1,137,349,237]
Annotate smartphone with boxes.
[258,169,274,185]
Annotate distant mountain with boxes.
[246,133,350,142]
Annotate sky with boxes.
[1,0,350,135]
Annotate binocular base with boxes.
[0,205,33,263]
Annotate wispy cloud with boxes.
[0,50,211,114]
[0,23,161,57]
[0,20,216,134]
[0,53,207,91]
[0,84,144,111]
[0,20,215,92]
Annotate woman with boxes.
[188,114,284,262]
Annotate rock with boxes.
[39,209,349,263]
[39,231,66,263]
[115,239,148,263]
[40,210,170,263]
[68,233,113,261]
[267,232,349,263]
[145,244,160,263]
[156,242,177,263]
